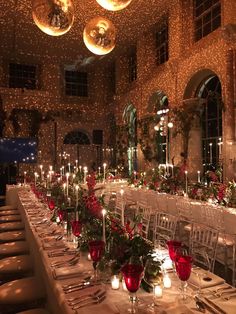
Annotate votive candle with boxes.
[163,275,172,288]
[154,285,163,298]
[111,275,120,290]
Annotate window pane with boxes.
[9,63,37,90]
[65,70,88,97]
[194,0,221,41]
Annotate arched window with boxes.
[196,75,222,170]
[123,103,137,174]
[63,130,90,145]
[148,91,169,164]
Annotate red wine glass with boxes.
[88,240,105,281]
[175,253,193,302]
[121,263,144,313]
[71,220,82,248]
[48,199,55,211]
[167,240,182,262]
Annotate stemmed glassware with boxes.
[48,198,55,211]
[88,240,105,282]
[167,240,182,263]
[144,257,163,311]
[192,250,211,297]
[121,261,144,313]
[175,248,193,303]
[71,220,82,248]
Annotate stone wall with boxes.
[112,0,236,180]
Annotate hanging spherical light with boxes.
[32,0,74,36]
[83,17,116,55]
[96,0,132,11]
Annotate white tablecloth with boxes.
[5,186,236,314]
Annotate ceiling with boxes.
[0,0,171,68]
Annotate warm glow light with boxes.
[32,0,74,36]
[96,0,132,11]
[83,17,116,55]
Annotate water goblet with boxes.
[48,199,55,211]
[121,263,144,313]
[88,240,105,282]
[71,220,82,248]
[175,249,193,303]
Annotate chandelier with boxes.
[32,0,75,36]
[32,0,133,55]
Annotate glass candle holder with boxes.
[111,275,120,290]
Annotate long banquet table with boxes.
[5,185,236,314]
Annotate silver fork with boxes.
[51,253,79,267]
[73,291,106,310]
[214,288,236,298]
[222,292,236,301]
[67,289,101,305]
[54,258,79,269]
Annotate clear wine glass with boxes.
[144,257,163,310]
[121,262,144,313]
[192,250,211,297]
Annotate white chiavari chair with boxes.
[189,222,219,272]
[217,207,236,286]
[153,212,178,243]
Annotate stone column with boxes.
[224,49,236,181]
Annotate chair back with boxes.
[153,212,178,243]
[190,223,219,272]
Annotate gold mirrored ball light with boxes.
[83,17,116,55]
[96,0,132,11]
[32,0,74,36]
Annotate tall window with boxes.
[65,70,88,97]
[197,75,222,170]
[156,19,169,66]
[194,0,221,41]
[128,47,137,83]
[155,93,169,163]
[123,103,137,174]
[9,63,37,90]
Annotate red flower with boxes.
[85,194,102,217]
[217,184,226,201]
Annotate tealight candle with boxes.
[163,275,171,288]
[111,275,120,290]
[154,284,163,298]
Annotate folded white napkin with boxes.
[53,265,85,280]
[213,297,236,314]
[43,241,65,250]
[77,303,120,314]
[189,270,225,289]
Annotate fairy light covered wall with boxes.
[0,0,236,179]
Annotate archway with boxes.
[123,103,137,175]
[63,130,91,168]
[183,69,222,175]
[196,75,222,171]
[139,91,169,165]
